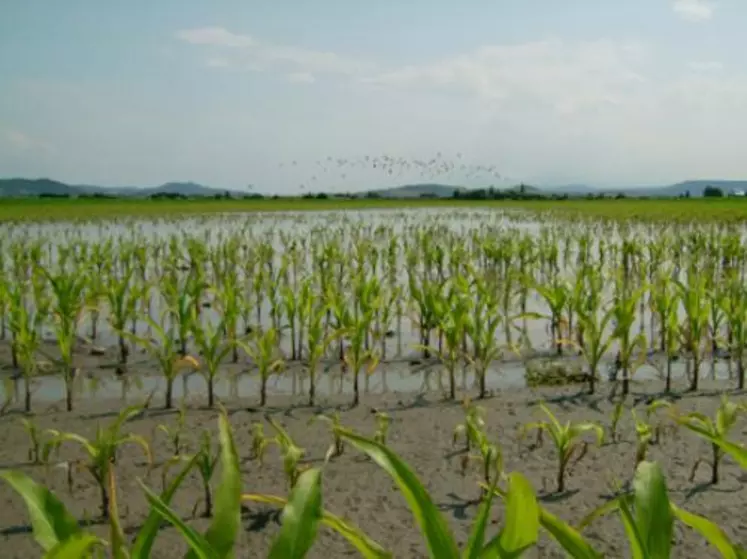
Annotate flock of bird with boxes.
[274,152,504,192]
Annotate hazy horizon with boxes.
[3,1,746,194]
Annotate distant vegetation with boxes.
[2,177,747,200]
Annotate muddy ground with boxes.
[1,374,746,558]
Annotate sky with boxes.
[1,0,746,193]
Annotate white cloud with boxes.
[689,60,724,72]
[287,72,315,84]
[176,27,256,48]
[0,127,56,155]
[361,40,648,114]
[176,27,371,77]
[672,0,715,22]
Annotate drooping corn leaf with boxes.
[633,462,672,559]
[538,507,602,559]
[672,504,747,559]
[338,428,460,558]
[267,468,323,559]
[43,533,103,559]
[461,474,498,559]
[0,470,81,552]
[131,454,199,558]
[496,472,540,557]
[139,481,218,559]
[616,492,648,559]
[481,481,601,559]
[242,493,391,559]
[188,409,242,558]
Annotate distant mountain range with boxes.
[1,177,746,199]
[0,178,245,198]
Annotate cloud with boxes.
[361,40,648,114]
[689,60,724,72]
[1,128,55,153]
[176,27,256,48]
[176,27,371,77]
[287,72,315,84]
[672,0,715,22]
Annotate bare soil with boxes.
[2,374,747,558]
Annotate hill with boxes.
[0,178,244,198]
[364,183,466,198]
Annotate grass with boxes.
[2,196,747,222]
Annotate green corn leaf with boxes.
[496,472,540,557]
[43,533,103,559]
[189,409,242,559]
[268,468,323,559]
[538,507,602,559]
[338,428,459,559]
[139,481,218,559]
[672,504,747,559]
[131,454,199,558]
[242,493,391,559]
[461,475,498,559]
[0,470,81,552]
[633,462,673,559]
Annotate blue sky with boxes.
[1,0,745,193]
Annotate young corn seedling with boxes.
[608,400,625,443]
[631,410,655,467]
[308,411,345,460]
[193,429,219,518]
[237,326,285,407]
[373,412,391,446]
[191,314,235,408]
[674,396,743,485]
[20,417,43,464]
[250,421,273,464]
[121,311,200,410]
[453,398,487,452]
[268,416,306,490]
[46,404,152,518]
[157,401,187,456]
[521,402,604,493]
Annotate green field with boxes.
[2,196,747,222]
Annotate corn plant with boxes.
[250,421,273,464]
[8,282,42,412]
[237,326,285,407]
[579,461,746,557]
[453,398,486,452]
[157,401,188,456]
[268,416,306,490]
[45,405,151,518]
[676,273,711,392]
[521,403,604,493]
[140,408,242,558]
[20,418,44,464]
[192,314,234,408]
[373,412,391,445]
[337,427,600,558]
[611,281,648,397]
[193,430,220,518]
[304,302,339,406]
[39,265,87,412]
[309,411,345,460]
[672,396,743,485]
[121,312,199,409]
[632,410,656,467]
[608,400,625,443]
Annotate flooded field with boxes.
[0,207,741,409]
[3,207,747,558]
